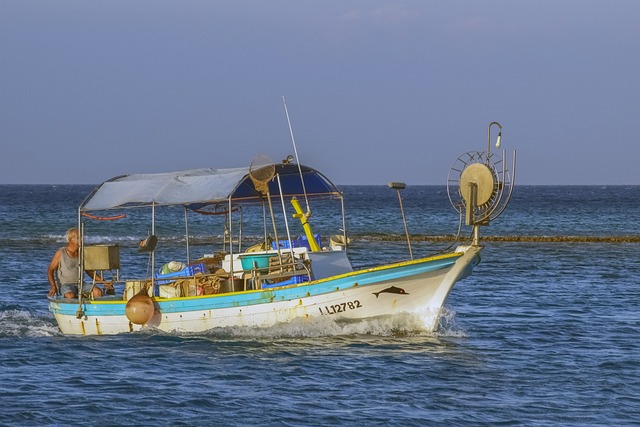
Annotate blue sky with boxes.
[1,1,638,185]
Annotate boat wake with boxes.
[164,309,467,340]
[0,307,466,340]
[0,309,60,337]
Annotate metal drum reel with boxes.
[447,122,516,244]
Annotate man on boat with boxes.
[47,227,110,299]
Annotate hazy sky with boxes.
[1,1,638,185]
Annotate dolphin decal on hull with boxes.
[372,286,409,298]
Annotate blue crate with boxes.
[189,263,206,275]
[155,263,205,285]
[262,275,308,289]
[272,235,321,250]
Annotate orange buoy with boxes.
[125,290,155,325]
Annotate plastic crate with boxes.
[155,262,205,285]
[272,235,322,250]
[189,263,206,275]
[262,275,308,289]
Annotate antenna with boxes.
[282,96,310,213]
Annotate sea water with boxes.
[0,185,639,426]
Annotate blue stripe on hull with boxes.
[50,253,460,317]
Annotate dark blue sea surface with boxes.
[0,184,639,426]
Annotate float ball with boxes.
[125,293,155,325]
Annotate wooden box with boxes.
[84,245,120,270]
[125,280,153,300]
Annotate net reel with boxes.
[447,122,516,245]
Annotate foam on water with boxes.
[0,309,60,337]
[143,310,467,340]
[0,303,465,340]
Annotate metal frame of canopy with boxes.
[73,163,347,308]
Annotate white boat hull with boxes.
[49,247,480,336]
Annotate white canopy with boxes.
[81,167,249,211]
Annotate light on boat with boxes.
[387,182,406,190]
[125,293,155,325]
[487,121,503,161]
[282,154,294,164]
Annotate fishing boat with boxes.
[48,123,515,336]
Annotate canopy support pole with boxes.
[276,174,295,267]
[228,197,234,279]
[184,207,190,264]
[76,209,85,317]
[151,203,156,295]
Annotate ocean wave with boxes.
[349,234,640,243]
[0,309,60,337]
[0,234,229,247]
[1,234,639,247]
